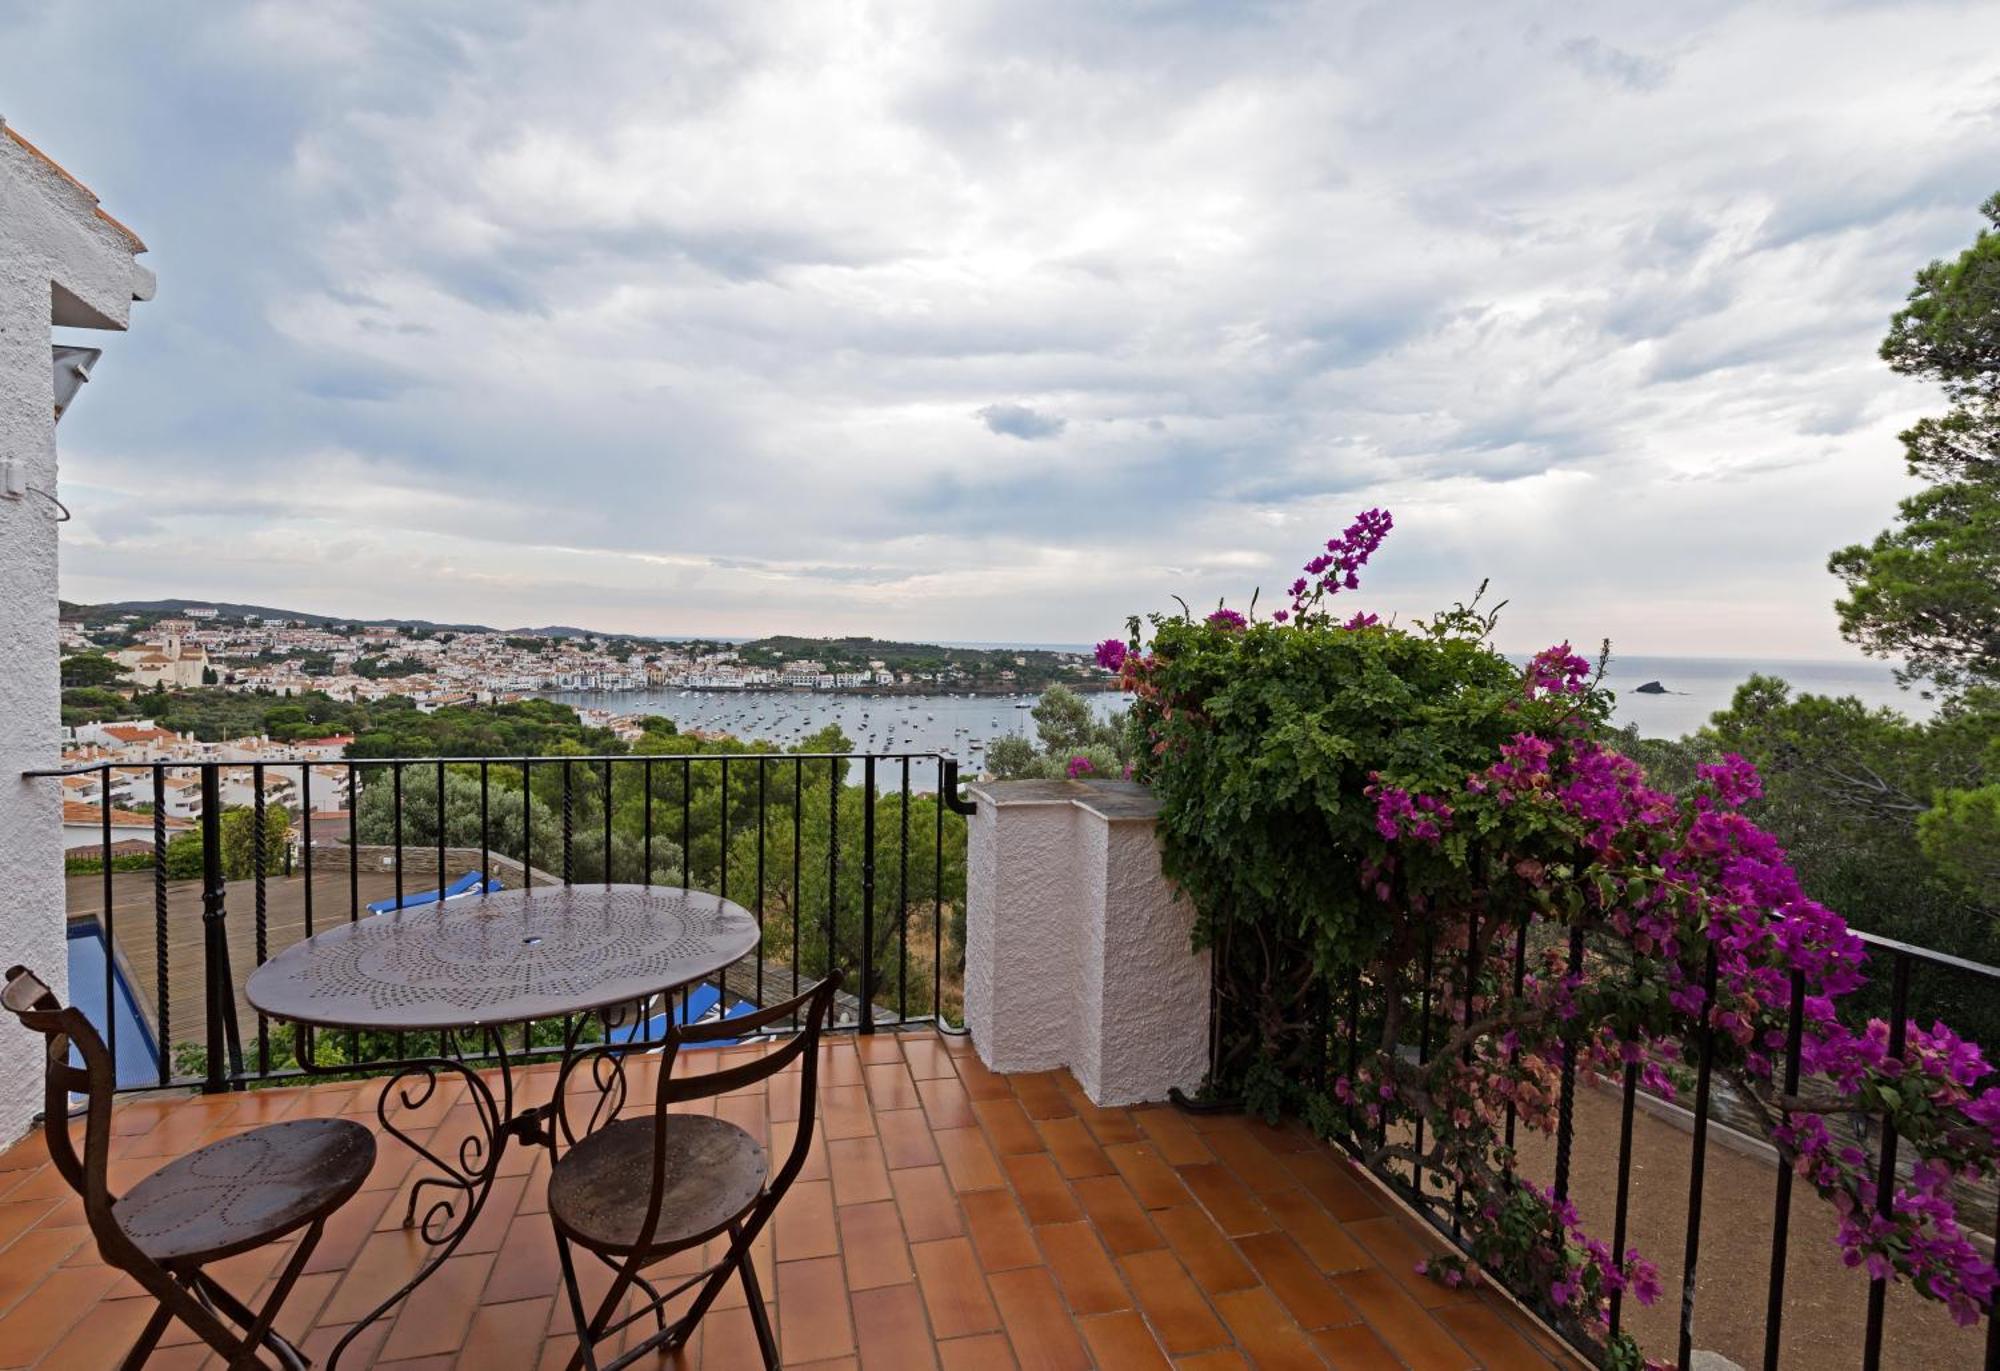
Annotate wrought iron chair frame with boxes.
[3,965,371,1370]
[545,973,842,1371]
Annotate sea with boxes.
[544,653,1930,776]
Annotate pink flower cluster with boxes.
[1286,508,1392,622]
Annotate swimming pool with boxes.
[65,919,161,1088]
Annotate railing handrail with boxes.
[27,749,966,778]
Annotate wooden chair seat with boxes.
[549,1113,766,1256]
[117,1117,375,1265]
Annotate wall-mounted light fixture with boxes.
[52,345,101,423]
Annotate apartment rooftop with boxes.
[0,1028,1568,1370]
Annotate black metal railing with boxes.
[33,751,977,1095]
[1317,909,2000,1371]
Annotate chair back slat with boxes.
[3,966,149,1270]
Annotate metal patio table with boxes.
[244,883,760,1368]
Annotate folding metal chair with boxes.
[545,973,843,1370]
[2,965,376,1369]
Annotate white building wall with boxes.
[964,780,1210,1106]
[0,120,152,1143]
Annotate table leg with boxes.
[320,1030,535,1370]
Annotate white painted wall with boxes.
[963,780,1210,1106]
[0,119,152,1142]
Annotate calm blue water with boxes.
[548,654,1927,761]
[67,920,159,1088]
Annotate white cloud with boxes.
[10,0,2000,657]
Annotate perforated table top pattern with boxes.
[244,885,760,1031]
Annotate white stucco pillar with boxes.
[963,780,1209,1106]
[0,119,152,1142]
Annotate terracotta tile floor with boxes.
[0,1029,1578,1369]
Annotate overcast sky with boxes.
[7,1,1998,657]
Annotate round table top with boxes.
[244,885,760,1032]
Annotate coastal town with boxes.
[52,604,1105,842]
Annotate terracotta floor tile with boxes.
[1432,1302,1557,1371]
[1176,1164,1275,1238]
[864,1063,922,1113]
[775,1179,841,1261]
[1034,1116,1114,1181]
[1174,1352,1253,1371]
[0,1264,124,1365]
[853,1281,941,1370]
[1073,1104,1143,1148]
[33,1288,159,1370]
[901,1036,959,1082]
[1002,1153,1082,1226]
[455,1293,553,1369]
[1259,1189,1370,1274]
[917,1076,979,1132]
[823,1085,877,1141]
[892,1165,965,1244]
[378,1251,496,1361]
[1131,1109,1213,1167]
[0,1226,92,1316]
[1008,1074,1077,1123]
[1201,1125,1295,1196]
[878,1107,943,1171]
[1037,1221,1130,1318]
[938,1332,1019,1369]
[857,1034,907,1065]
[840,1200,915,1291]
[0,1200,56,1254]
[1235,1231,1344,1329]
[779,1255,856,1364]
[1119,1247,1229,1355]
[829,1135,895,1206]
[1310,1321,1405,1371]
[913,1238,1001,1339]
[1280,1151,1383,1223]
[482,1213,561,1305]
[961,1189,1041,1273]
[1154,1206,1259,1297]
[935,1127,1006,1193]
[987,1266,1089,1370]
[1079,1309,1172,1368]
[1334,1269,1476,1370]
[972,1098,1045,1157]
[951,1057,1018,1103]
[1070,1176,1162,1256]
[1344,1215,1471,1309]
[1103,1141,1191,1210]
[1210,1286,1326,1371]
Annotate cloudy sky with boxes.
[7,2,1998,657]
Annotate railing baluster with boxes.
[348,762,360,1066]
[602,758,613,886]
[478,760,489,895]
[198,766,239,1091]
[1761,968,1807,1369]
[435,760,446,903]
[828,754,839,1022]
[933,755,944,1025]
[756,759,766,1010]
[792,755,802,1030]
[1454,905,1477,1239]
[681,757,691,889]
[301,763,313,937]
[1861,953,1913,1371]
[1414,924,1434,1197]
[522,758,532,889]
[720,756,730,903]
[254,763,268,1079]
[560,758,573,886]
[860,755,876,1032]
[1676,940,1722,1370]
[898,756,910,1024]
[1609,961,1642,1340]
[100,777,115,1078]
[153,765,169,1086]
[392,762,405,911]
[643,757,653,885]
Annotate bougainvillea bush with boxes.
[1099,512,1998,1368]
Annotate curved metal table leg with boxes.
[300,1026,534,1371]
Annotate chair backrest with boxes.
[2,966,141,1266]
[576,973,843,1256]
